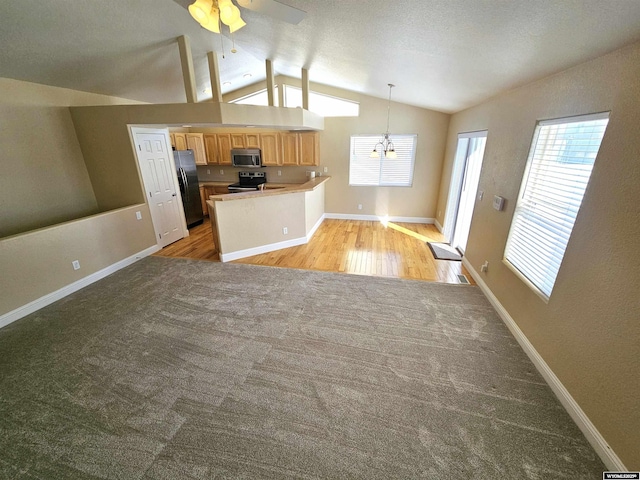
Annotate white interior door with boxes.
[444,131,487,254]
[132,128,185,247]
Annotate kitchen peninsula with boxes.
[206,176,330,262]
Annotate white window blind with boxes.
[504,112,609,299]
[349,135,417,186]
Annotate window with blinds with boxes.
[349,135,417,186]
[504,112,609,300]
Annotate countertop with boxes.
[206,176,330,202]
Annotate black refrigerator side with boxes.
[174,150,204,229]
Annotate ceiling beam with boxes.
[265,59,275,107]
[207,52,223,103]
[301,68,309,110]
[177,35,197,103]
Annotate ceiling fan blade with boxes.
[236,0,306,25]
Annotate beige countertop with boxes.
[207,176,330,202]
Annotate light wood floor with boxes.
[154,218,475,285]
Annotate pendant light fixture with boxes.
[370,84,398,159]
[189,0,246,34]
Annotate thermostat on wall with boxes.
[493,195,506,211]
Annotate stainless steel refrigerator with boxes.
[173,150,204,229]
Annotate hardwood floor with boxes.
[154,218,475,285]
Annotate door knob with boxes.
[172,193,177,197]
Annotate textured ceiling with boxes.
[2,0,640,113]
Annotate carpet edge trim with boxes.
[0,244,160,330]
[462,257,626,471]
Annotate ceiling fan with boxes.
[177,0,306,34]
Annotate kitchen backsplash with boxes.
[196,165,323,184]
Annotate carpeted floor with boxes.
[0,257,603,478]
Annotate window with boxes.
[283,85,359,117]
[231,87,279,106]
[229,84,359,117]
[349,135,417,186]
[504,112,609,300]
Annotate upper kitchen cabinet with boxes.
[172,133,188,151]
[186,133,207,165]
[217,134,233,165]
[281,132,300,166]
[230,133,260,149]
[204,134,218,164]
[260,132,281,166]
[299,132,320,166]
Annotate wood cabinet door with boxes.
[281,133,300,166]
[260,133,281,166]
[245,133,260,149]
[204,134,218,164]
[230,133,246,149]
[217,134,232,165]
[169,133,176,150]
[173,133,188,150]
[299,132,319,166]
[186,133,207,165]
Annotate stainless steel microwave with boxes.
[231,149,262,168]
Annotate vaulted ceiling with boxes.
[2,0,640,113]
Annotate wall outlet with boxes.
[207,169,211,175]
[323,167,328,173]
[278,170,282,176]
[72,260,81,270]
[357,204,363,210]
[135,211,142,220]
[220,169,224,175]
[481,261,489,273]
[282,227,288,235]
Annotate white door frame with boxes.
[443,130,488,247]
[129,126,188,245]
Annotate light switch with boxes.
[135,211,142,220]
[493,195,505,211]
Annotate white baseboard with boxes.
[325,213,434,224]
[0,244,161,330]
[306,213,325,241]
[434,219,444,233]
[462,257,626,471]
[220,236,307,263]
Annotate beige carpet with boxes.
[0,257,603,478]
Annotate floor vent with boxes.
[457,274,470,284]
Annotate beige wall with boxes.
[305,183,325,234]
[214,192,306,255]
[0,205,156,317]
[321,93,449,219]
[0,78,140,237]
[436,42,640,469]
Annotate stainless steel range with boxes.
[227,171,267,193]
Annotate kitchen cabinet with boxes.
[281,133,300,166]
[173,133,188,151]
[216,134,233,165]
[299,132,320,166]
[260,132,281,166]
[279,132,320,166]
[204,134,218,164]
[230,133,260,149]
[186,133,207,165]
